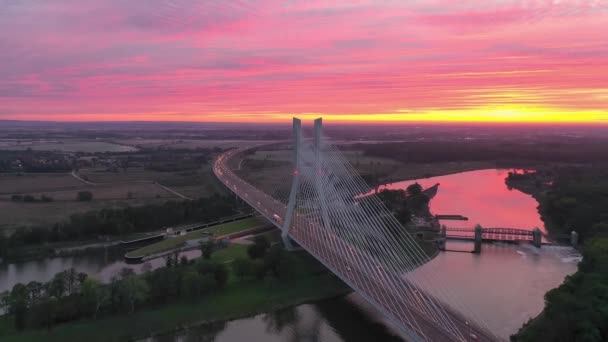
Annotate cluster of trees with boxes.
[358,140,608,164]
[1,235,295,333]
[0,151,72,173]
[0,255,230,332]
[232,236,293,281]
[538,167,608,240]
[375,183,430,225]
[512,167,608,342]
[145,149,212,172]
[8,191,95,203]
[76,191,93,202]
[11,194,54,203]
[2,195,238,258]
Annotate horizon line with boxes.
[1,119,607,127]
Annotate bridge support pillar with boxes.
[532,227,542,248]
[281,118,302,251]
[438,225,446,251]
[570,230,579,248]
[473,224,482,254]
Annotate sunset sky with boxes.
[1,1,607,124]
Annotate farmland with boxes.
[234,147,498,194]
[0,151,228,231]
[0,140,137,153]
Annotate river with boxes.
[0,248,203,293]
[1,169,580,340]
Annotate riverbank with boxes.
[511,166,608,341]
[0,249,349,342]
[125,217,269,261]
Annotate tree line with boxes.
[1,235,295,333]
[355,140,608,164]
[1,195,239,259]
[512,167,608,342]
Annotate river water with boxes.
[0,248,203,293]
[1,169,580,341]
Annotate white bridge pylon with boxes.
[217,117,503,342]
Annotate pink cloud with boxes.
[1,1,607,122]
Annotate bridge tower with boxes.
[473,224,483,253]
[281,118,302,250]
[313,118,333,234]
[532,227,542,248]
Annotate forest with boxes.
[356,140,608,164]
[512,167,608,342]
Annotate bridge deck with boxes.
[215,148,501,342]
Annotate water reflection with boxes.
[408,241,580,339]
[262,307,300,335]
[143,295,404,342]
[1,169,581,341]
[0,247,202,292]
[380,169,546,231]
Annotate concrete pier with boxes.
[473,224,483,254]
[571,230,579,248]
[532,227,542,248]
[438,225,447,251]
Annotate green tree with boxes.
[81,278,109,319]
[253,260,267,280]
[181,271,203,298]
[26,281,43,304]
[9,283,29,330]
[200,274,216,295]
[406,183,423,196]
[0,233,7,258]
[233,257,252,280]
[213,263,229,289]
[247,236,270,259]
[195,259,215,275]
[119,276,149,314]
[200,239,215,260]
[48,272,66,298]
[76,191,93,202]
[40,194,53,202]
[65,268,78,295]
[264,246,292,279]
[31,296,58,331]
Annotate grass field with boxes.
[125,217,269,259]
[0,250,348,342]
[238,148,500,192]
[0,198,171,231]
[79,165,226,198]
[0,170,181,230]
[0,162,228,230]
[0,140,136,153]
[116,139,278,150]
[0,173,82,194]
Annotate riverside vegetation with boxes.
[0,235,349,341]
[0,195,238,261]
[511,167,608,342]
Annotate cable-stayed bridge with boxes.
[214,118,503,342]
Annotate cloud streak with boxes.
[1,0,607,123]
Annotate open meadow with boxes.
[233,146,499,194]
[115,139,278,150]
[0,140,137,153]
[0,163,227,230]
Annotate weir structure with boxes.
[213,118,503,342]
